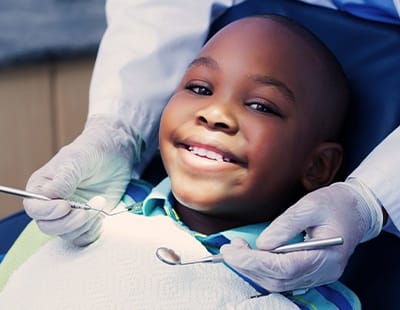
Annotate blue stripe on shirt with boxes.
[315,285,353,309]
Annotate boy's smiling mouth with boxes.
[176,140,245,167]
[187,145,233,163]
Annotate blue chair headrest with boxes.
[209,0,400,178]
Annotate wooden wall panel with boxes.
[0,64,54,218]
[0,57,94,219]
[53,58,93,149]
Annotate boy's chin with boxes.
[170,176,238,200]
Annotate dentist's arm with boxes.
[350,125,400,236]
[222,126,399,291]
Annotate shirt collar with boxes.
[141,178,274,253]
[142,178,176,217]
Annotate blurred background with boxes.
[0,0,106,219]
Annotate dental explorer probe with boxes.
[0,185,135,216]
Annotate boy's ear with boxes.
[301,142,343,191]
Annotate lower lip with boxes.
[177,147,238,172]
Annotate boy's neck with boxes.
[173,199,259,235]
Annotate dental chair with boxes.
[1,0,399,308]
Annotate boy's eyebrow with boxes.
[188,56,295,103]
[250,74,296,103]
[188,56,219,70]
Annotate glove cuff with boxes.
[344,178,384,242]
[83,114,144,164]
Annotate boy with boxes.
[0,15,359,309]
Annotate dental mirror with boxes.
[156,247,224,265]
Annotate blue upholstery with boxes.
[0,211,31,262]
[209,1,400,309]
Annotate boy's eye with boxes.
[186,83,213,96]
[246,101,282,117]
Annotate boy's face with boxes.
[159,18,327,223]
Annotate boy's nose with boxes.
[195,103,238,134]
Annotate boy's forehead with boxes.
[197,16,318,79]
[205,17,302,50]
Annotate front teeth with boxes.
[188,146,231,162]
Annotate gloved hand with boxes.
[23,115,143,246]
[221,180,383,292]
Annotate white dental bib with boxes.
[0,213,297,309]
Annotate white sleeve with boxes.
[349,126,400,236]
[89,0,243,175]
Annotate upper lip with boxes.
[177,137,245,166]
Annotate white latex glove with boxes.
[221,180,383,292]
[23,114,142,246]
